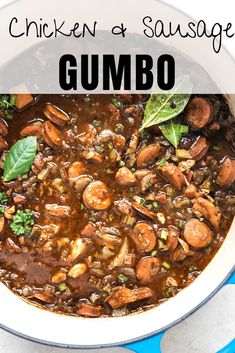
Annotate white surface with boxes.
[0,0,234,352]
[161,285,235,353]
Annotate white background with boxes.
[0,0,234,352]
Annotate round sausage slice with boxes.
[160,162,186,190]
[183,218,212,249]
[189,136,210,161]
[217,157,235,188]
[43,103,69,126]
[136,256,161,283]
[83,180,111,210]
[132,202,156,220]
[185,97,213,129]
[136,144,163,168]
[131,221,156,253]
[43,121,62,147]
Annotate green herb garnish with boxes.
[58,283,68,292]
[0,205,5,217]
[115,123,124,134]
[84,96,92,103]
[108,213,115,222]
[91,119,101,128]
[118,274,128,283]
[157,157,167,167]
[108,142,113,150]
[10,210,34,236]
[111,98,123,109]
[178,220,185,229]
[160,229,168,241]
[212,145,220,151]
[95,145,104,153]
[162,261,171,270]
[3,136,37,181]
[119,160,125,167]
[0,192,8,203]
[0,95,16,120]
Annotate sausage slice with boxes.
[160,162,186,190]
[136,144,163,168]
[217,157,235,188]
[83,180,111,210]
[77,304,103,318]
[132,202,156,220]
[107,286,153,309]
[193,197,221,230]
[183,218,212,249]
[20,123,43,138]
[136,257,161,283]
[43,103,69,126]
[131,221,156,253]
[43,121,62,148]
[189,136,210,161]
[185,97,213,129]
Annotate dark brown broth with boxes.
[0,94,234,317]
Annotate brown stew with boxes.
[0,94,234,317]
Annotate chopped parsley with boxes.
[0,192,8,204]
[115,123,124,134]
[0,95,16,120]
[58,283,68,292]
[118,274,128,283]
[0,205,5,217]
[162,261,171,270]
[153,201,158,209]
[119,160,125,167]
[111,98,123,109]
[157,157,167,167]
[10,210,34,236]
[91,119,101,128]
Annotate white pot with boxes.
[0,95,234,348]
[0,0,234,348]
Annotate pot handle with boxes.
[124,272,235,353]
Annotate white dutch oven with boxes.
[0,0,234,348]
[0,97,233,349]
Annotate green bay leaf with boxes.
[3,136,37,181]
[159,122,189,148]
[140,75,192,131]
